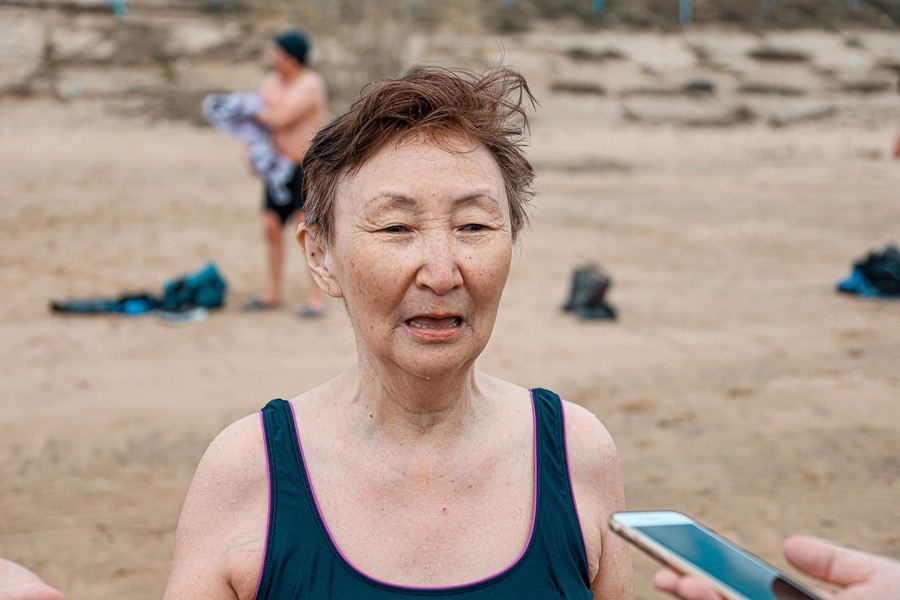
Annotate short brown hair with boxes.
[302,66,536,246]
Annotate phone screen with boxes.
[634,522,817,600]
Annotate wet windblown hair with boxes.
[301,66,536,246]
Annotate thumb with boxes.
[783,535,877,588]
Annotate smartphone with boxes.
[609,511,825,600]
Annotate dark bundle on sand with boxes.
[562,264,618,320]
[837,244,900,298]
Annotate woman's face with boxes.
[311,136,513,381]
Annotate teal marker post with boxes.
[104,0,127,19]
[592,0,605,14]
[679,0,692,23]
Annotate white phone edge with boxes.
[609,511,768,600]
[610,510,694,527]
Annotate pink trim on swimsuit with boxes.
[287,393,539,591]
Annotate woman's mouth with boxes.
[406,316,463,329]
[404,315,464,341]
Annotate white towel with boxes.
[203,92,295,205]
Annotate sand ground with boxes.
[1,10,899,599]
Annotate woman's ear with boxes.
[297,223,343,298]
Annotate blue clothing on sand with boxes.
[255,388,593,599]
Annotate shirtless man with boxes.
[245,30,327,316]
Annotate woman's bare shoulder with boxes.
[475,372,532,403]
[167,412,269,599]
[175,413,268,536]
[200,413,267,490]
[173,412,270,544]
[561,400,621,483]
[561,400,632,597]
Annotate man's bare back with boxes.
[256,60,327,164]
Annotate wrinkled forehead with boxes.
[357,129,486,174]
[334,132,505,204]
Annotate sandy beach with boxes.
[1,4,899,598]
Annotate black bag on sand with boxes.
[856,244,900,297]
[562,264,617,320]
[837,244,900,298]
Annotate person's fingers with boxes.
[652,568,681,592]
[0,559,65,600]
[652,568,723,599]
[674,577,725,600]
[783,535,878,587]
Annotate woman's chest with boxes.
[309,449,536,587]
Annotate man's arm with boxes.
[565,402,635,599]
[164,415,268,600]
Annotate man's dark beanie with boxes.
[275,30,310,65]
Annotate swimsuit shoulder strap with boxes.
[531,387,591,586]
[256,398,327,599]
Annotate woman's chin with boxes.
[390,344,481,382]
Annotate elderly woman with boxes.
[165,67,633,599]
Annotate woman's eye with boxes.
[462,223,486,232]
[382,225,409,233]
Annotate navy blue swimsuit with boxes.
[255,388,593,599]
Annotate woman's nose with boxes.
[415,234,463,296]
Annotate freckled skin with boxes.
[320,137,514,384]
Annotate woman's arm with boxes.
[564,402,635,599]
[164,415,268,600]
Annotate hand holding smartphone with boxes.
[609,511,825,600]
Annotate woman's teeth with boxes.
[407,317,461,329]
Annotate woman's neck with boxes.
[343,357,486,446]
